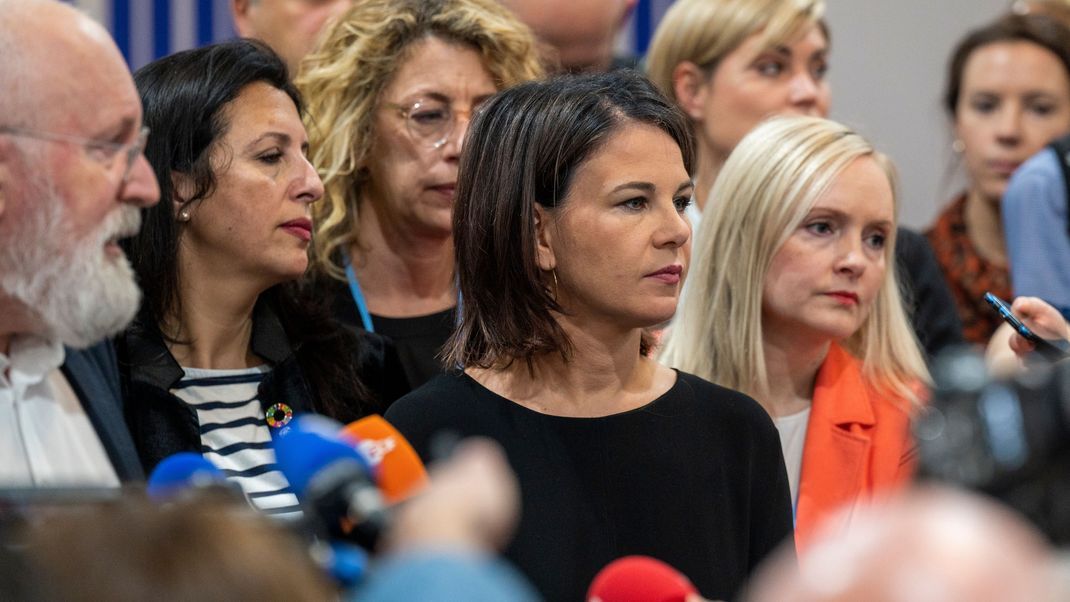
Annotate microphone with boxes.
[146,452,234,502]
[340,415,429,503]
[587,556,700,602]
[274,415,389,548]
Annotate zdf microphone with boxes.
[340,414,429,504]
[274,415,389,548]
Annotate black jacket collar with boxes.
[122,300,294,389]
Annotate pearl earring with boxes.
[952,139,965,154]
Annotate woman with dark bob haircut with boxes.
[385,70,793,601]
[118,40,405,519]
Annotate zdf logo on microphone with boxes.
[357,436,397,466]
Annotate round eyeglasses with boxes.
[384,98,480,150]
[0,125,150,184]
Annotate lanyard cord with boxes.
[344,259,375,333]
[343,253,465,334]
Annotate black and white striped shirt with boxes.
[172,366,302,520]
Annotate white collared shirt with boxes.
[0,335,120,487]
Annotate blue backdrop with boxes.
[64,0,674,70]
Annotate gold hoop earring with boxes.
[545,269,560,300]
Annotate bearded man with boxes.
[0,0,160,485]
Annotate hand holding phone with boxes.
[983,292,1070,362]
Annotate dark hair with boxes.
[125,40,376,419]
[129,39,301,325]
[446,70,694,369]
[945,13,1070,116]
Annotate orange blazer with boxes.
[793,343,917,553]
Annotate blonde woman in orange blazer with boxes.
[661,116,929,553]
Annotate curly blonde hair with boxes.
[297,0,545,280]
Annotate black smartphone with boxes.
[983,292,1069,361]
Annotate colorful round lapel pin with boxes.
[266,403,294,429]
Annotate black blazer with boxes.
[60,341,145,481]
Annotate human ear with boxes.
[672,61,710,122]
[231,0,255,37]
[0,139,17,219]
[533,204,556,272]
[618,0,640,28]
[0,174,6,220]
[171,172,197,221]
[951,117,966,155]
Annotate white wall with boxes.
[823,0,1012,229]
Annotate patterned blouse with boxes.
[925,193,1011,345]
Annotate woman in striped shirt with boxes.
[117,40,407,519]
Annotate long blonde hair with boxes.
[660,116,929,404]
[297,0,544,280]
[645,0,825,103]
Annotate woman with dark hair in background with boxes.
[927,13,1070,344]
[118,40,403,519]
[298,0,544,390]
[385,70,793,602]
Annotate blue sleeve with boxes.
[1003,149,1070,315]
[354,551,541,602]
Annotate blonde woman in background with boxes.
[661,116,930,553]
[297,0,544,391]
[646,0,964,358]
[646,0,828,213]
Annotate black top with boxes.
[323,276,455,389]
[385,371,794,602]
[895,226,965,359]
[370,309,455,389]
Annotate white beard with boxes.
[0,178,142,349]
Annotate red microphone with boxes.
[587,556,701,602]
[339,415,429,504]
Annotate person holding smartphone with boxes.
[926,13,1070,345]
[660,116,931,554]
[1005,297,1070,352]
[987,296,1070,372]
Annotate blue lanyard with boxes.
[343,254,465,334]
[344,259,375,333]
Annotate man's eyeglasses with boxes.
[0,125,150,184]
[384,98,480,150]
